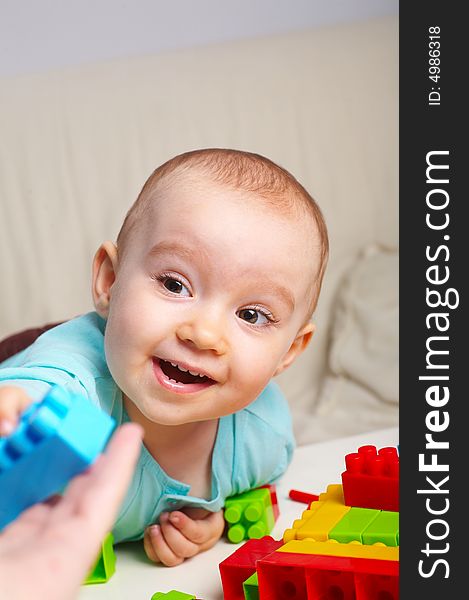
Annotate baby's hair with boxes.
[116,148,328,315]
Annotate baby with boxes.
[0,148,329,566]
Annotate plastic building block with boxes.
[219,536,283,600]
[285,485,399,548]
[288,489,319,504]
[278,539,399,562]
[257,551,308,600]
[257,548,398,600]
[283,494,350,543]
[341,445,399,511]
[354,562,399,600]
[260,483,280,520]
[151,592,196,600]
[317,483,345,504]
[362,510,399,546]
[242,572,259,600]
[219,444,400,600]
[328,507,381,543]
[224,487,275,543]
[0,385,116,530]
[84,532,116,584]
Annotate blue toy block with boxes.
[0,385,116,530]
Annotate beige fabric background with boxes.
[0,16,398,444]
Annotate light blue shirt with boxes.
[0,312,295,542]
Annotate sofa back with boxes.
[0,17,398,442]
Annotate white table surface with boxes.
[78,427,399,600]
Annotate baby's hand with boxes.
[143,507,225,567]
[0,385,34,436]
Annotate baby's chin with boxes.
[126,396,210,427]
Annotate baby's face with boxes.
[103,176,319,426]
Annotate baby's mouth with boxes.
[157,358,215,385]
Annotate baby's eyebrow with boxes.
[252,276,295,311]
[147,240,208,262]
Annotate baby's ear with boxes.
[273,322,315,376]
[92,241,118,318]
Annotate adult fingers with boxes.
[55,422,143,532]
[0,386,33,435]
[0,503,52,553]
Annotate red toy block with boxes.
[219,536,283,600]
[257,548,398,600]
[288,489,320,505]
[355,566,399,600]
[260,483,280,521]
[341,445,399,511]
[219,445,400,599]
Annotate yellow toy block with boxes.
[278,539,399,562]
[298,503,350,541]
[283,494,350,543]
[317,483,344,505]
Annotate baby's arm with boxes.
[0,386,35,436]
[143,507,225,567]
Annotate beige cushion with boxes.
[286,245,398,444]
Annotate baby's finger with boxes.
[159,513,199,558]
[167,511,204,543]
[0,386,32,435]
[143,526,161,563]
[147,523,184,567]
[169,510,224,545]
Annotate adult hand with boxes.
[0,422,142,600]
[0,385,34,436]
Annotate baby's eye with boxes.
[164,278,184,293]
[155,274,191,297]
[237,308,270,325]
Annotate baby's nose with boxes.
[176,318,227,355]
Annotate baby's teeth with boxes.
[166,359,204,378]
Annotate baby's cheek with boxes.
[103,335,125,386]
[229,369,274,412]
[244,348,279,383]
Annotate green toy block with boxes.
[224,488,275,543]
[328,506,380,543]
[362,510,399,546]
[84,532,116,584]
[243,572,259,600]
[151,591,196,600]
